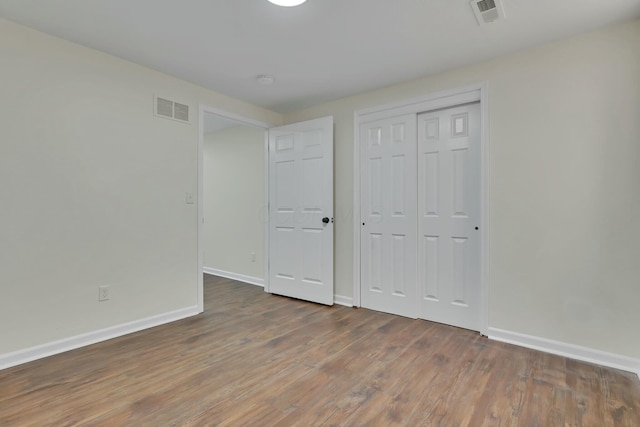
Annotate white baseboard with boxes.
[334,294,353,307]
[488,327,640,378]
[0,306,200,371]
[203,267,264,287]
[204,269,355,308]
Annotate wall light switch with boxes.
[98,285,110,302]
[186,192,195,204]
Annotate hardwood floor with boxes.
[1,275,638,426]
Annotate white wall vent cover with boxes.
[154,96,190,124]
[470,0,505,25]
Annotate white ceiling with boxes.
[1,0,639,113]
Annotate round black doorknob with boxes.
[322,217,330,224]
[475,227,479,230]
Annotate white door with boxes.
[418,103,481,330]
[268,116,334,305]
[360,114,418,318]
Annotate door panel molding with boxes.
[268,116,334,305]
[353,83,489,335]
[360,114,418,318]
[418,103,481,330]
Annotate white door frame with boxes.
[197,105,271,313]
[352,82,490,335]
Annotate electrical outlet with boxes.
[250,252,256,263]
[98,285,110,302]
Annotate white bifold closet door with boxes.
[360,114,418,318]
[418,103,481,330]
[360,103,481,331]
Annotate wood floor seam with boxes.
[0,274,638,426]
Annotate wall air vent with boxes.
[154,96,190,124]
[470,0,505,25]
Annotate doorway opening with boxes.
[197,107,335,311]
[197,106,269,312]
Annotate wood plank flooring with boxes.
[1,274,638,426]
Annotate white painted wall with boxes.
[2,13,638,367]
[283,19,640,359]
[203,126,265,280]
[0,18,281,356]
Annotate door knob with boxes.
[322,217,330,224]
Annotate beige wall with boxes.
[204,126,265,279]
[2,13,639,364]
[284,19,640,359]
[0,18,281,355]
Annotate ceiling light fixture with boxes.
[257,74,275,85]
[267,0,307,7]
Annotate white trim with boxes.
[198,105,270,302]
[352,110,361,308]
[200,105,271,129]
[263,130,270,293]
[488,327,640,376]
[197,107,205,313]
[0,306,199,371]
[334,295,354,307]
[478,83,490,336]
[353,82,490,334]
[203,267,265,287]
[356,83,486,123]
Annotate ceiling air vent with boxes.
[154,96,190,124]
[470,0,505,25]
